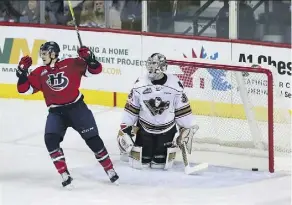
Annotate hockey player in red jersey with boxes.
[16,41,119,187]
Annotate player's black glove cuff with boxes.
[86,52,101,69]
[16,66,28,79]
[17,72,29,85]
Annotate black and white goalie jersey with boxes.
[121,74,193,134]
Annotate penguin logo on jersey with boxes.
[143,97,170,116]
[46,72,69,91]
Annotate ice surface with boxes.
[0,99,291,205]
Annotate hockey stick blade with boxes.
[185,163,209,175]
[180,141,208,175]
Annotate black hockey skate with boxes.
[106,168,119,184]
[61,170,73,188]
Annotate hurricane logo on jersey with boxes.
[46,72,69,91]
[143,97,170,116]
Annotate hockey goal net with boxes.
[167,59,291,173]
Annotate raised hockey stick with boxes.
[67,0,83,47]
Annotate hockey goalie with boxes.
[117,53,198,170]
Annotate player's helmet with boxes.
[40,41,60,57]
[146,53,167,80]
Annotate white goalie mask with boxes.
[146,53,168,80]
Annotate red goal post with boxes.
[167,59,290,173]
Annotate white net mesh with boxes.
[167,59,291,172]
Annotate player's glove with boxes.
[78,46,99,68]
[16,55,32,78]
[117,124,138,154]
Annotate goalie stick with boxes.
[179,141,208,175]
[164,125,208,175]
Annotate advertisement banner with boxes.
[232,44,291,109]
[0,25,291,114]
[0,27,143,93]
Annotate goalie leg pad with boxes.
[164,147,178,170]
[128,146,150,169]
[150,147,178,169]
[151,126,177,169]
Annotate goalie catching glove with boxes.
[117,124,138,154]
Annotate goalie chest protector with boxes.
[129,74,188,134]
